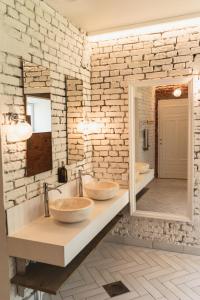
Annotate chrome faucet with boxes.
[43,182,62,217]
[78,169,92,197]
[78,169,83,197]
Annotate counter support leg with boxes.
[15,258,28,297]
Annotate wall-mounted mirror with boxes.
[129,78,194,221]
[23,61,52,176]
[66,75,85,164]
[135,84,189,217]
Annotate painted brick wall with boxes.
[0,0,93,207]
[2,1,200,297]
[23,61,51,94]
[90,26,200,246]
[0,0,92,299]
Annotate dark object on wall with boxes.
[143,128,149,151]
[26,132,52,176]
[58,162,68,183]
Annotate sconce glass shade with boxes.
[7,121,33,143]
[173,88,182,97]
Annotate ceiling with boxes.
[45,0,200,35]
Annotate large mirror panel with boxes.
[133,83,190,219]
[23,61,53,176]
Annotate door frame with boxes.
[128,76,195,222]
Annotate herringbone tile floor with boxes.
[57,241,200,300]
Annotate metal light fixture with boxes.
[5,113,32,143]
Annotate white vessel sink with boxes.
[84,181,119,200]
[49,197,94,223]
[135,162,150,174]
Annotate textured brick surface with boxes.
[1,0,92,211]
[2,2,200,298]
[90,28,200,247]
[0,0,92,299]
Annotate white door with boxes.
[158,99,188,179]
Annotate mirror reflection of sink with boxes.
[84,181,119,201]
[49,197,94,223]
[135,162,150,174]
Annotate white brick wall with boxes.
[0,0,93,207]
[2,2,200,298]
[0,0,92,299]
[90,26,200,247]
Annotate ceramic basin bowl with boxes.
[84,181,119,201]
[49,197,94,223]
[135,162,150,174]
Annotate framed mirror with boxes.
[22,61,53,176]
[66,75,85,164]
[129,77,194,222]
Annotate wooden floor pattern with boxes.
[54,241,200,300]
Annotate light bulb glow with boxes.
[77,121,103,134]
[7,121,32,142]
[173,88,182,97]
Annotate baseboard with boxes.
[103,234,200,256]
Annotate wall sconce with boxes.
[173,88,182,97]
[77,120,103,135]
[5,113,32,143]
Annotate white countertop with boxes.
[7,189,129,267]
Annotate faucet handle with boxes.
[9,199,17,206]
[43,182,54,191]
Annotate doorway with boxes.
[158,99,188,179]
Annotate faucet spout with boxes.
[43,183,62,217]
[77,170,93,197]
[78,169,83,197]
